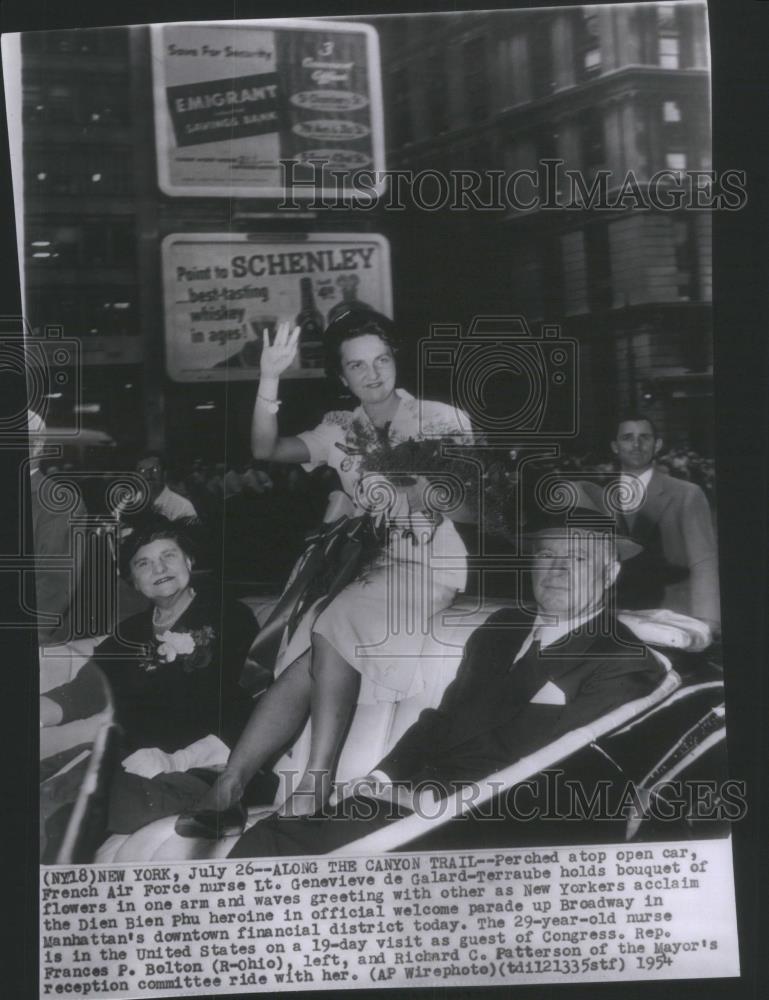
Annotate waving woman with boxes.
[177,309,473,835]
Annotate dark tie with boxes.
[617,476,640,535]
[621,507,637,534]
[507,637,544,700]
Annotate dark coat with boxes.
[378,607,665,787]
[229,605,667,859]
[615,469,720,624]
[45,586,258,755]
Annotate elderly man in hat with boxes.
[226,483,665,857]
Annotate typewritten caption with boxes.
[40,839,739,996]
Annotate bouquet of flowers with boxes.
[356,432,515,539]
[138,626,216,674]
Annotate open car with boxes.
[40,598,728,864]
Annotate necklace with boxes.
[152,587,195,631]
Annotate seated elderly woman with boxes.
[39,513,272,835]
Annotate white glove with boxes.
[165,734,230,773]
[122,735,230,779]
[122,747,175,778]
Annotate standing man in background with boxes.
[609,415,720,628]
[135,452,197,520]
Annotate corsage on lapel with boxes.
[139,627,216,673]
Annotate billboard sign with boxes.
[151,20,384,199]
[161,232,392,382]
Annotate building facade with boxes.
[20,24,381,459]
[19,5,713,458]
[21,27,145,448]
[378,2,713,451]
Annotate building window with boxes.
[529,17,554,99]
[24,145,134,197]
[80,79,131,126]
[661,99,688,175]
[27,222,136,269]
[659,37,680,69]
[83,221,136,268]
[23,77,78,124]
[91,27,130,57]
[425,50,448,134]
[463,36,489,119]
[579,108,605,173]
[83,292,138,336]
[22,82,47,123]
[575,9,602,80]
[45,30,84,55]
[673,217,698,301]
[665,151,687,173]
[584,223,612,311]
[82,226,109,267]
[657,4,686,69]
[84,147,135,195]
[28,292,82,336]
[22,27,128,58]
[26,224,83,267]
[25,148,80,197]
[22,73,130,127]
[29,289,139,338]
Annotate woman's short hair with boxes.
[118,512,197,579]
[323,307,399,379]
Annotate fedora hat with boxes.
[520,480,642,561]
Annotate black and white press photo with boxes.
[1,2,760,996]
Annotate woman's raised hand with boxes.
[259,321,301,379]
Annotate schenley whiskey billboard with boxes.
[161,232,392,381]
[151,20,385,198]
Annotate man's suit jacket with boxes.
[377,607,665,788]
[616,469,720,625]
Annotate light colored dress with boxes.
[277,388,473,703]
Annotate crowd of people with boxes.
[34,306,721,857]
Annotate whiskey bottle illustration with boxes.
[295,277,325,368]
[326,273,372,326]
